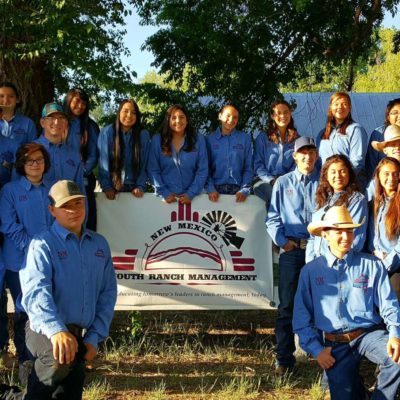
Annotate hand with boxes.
[374,250,385,260]
[282,240,297,252]
[164,194,177,203]
[50,331,78,364]
[235,191,247,202]
[208,191,219,202]
[387,337,400,363]
[105,189,116,200]
[131,188,144,198]
[316,347,335,369]
[84,342,98,362]
[178,194,191,204]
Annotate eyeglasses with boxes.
[389,111,400,117]
[25,157,45,166]
[44,116,67,122]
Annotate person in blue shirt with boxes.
[306,155,367,263]
[0,143,53,384]
[365,98,400,181]
[253,100,299,208]
[206,104,253,202]
[0,133,17,189]
[35,103,85,194]
[0,82,37,146]
[63,88,99,230]
[294,206,400,400]
[148,104,208,203]
[0,180,117,399]
[98,99,150,200]
[316,92,368,189]
[368,157,400,300]
[266,136,320,374]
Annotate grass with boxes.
[0,310,380,399]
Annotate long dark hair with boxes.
[111,99,143,190]
[267,100,298,144]
[323,92,354,140]
[63,88,98,162]
[374,157,400,241]
[384,98,400,126]
[161,104,196,156]
[315,154,360,209]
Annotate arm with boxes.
[348,195,368,252]
[83,243,117,349]
[97,126,114,192]
[254,134,275,183]
[135,130,151,191]
[205,136,217,193]
[348,124,368,174]
[26,117,38,142]
[186,134,208,200]
[238,134,253,196]
[82,121,99,175]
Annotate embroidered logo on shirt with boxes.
[315,276,324,285]
[233,144,244,150]
[58,250,68,259]
[95,249,105,258]
[285,188,294,196]
[19,195,28,202]
[66,159,76,167]
[353,274,369,293]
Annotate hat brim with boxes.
[371,135,400,152]
[308,218,365,237]
[52,194,86,208]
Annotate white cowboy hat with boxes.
[307,206,365,237]
[371,125,400,152]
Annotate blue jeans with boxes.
[325,329,400,400]
[253,181,273,209]
[214,184,240,195]
[275,247,305,367]
[0,270,29,362]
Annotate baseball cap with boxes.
[294,137,316,152]
[49,180,86,208]
[41,103,66,118]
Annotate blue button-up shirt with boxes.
[34,135,85,194]
[266,167,320,247]
[368,196,400,273]
[365,125,385,181]
[253,132,295,183]
[0,114,37,146]
[98,124,150,192]
[306,191,368,262]
[66,118,99,176]
[0,176,53,271]
[20,221,117,348]
[206,128,253,195]
[148,133,208,200]
[293,250,400,358]
[0,135,17,188]
[316,122,368,175]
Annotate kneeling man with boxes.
[293,206,400,400]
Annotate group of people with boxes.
[0,81,400,398]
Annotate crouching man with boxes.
[0,180,117,400]
[293,206,400,399]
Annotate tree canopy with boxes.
[0,0,135,119]
[134,0,399,130]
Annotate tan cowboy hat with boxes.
[372,125,400,152]
[307,206,365,237]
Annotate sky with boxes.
[122,7,400,81]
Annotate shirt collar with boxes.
[215,127,238,140]
[325,248,354,269]
[52,220,92,241]
[19,176,51,191]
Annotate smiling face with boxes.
[24,150,45,183]
[69,95,87,117]
[293,146,318,175]
[169,108,188,135]
[387,103,400,127]
[322,228,354,259]
[383,139,400,161]
[40,112,68,144]
[330,95,351,125]
[378,162,400,197]
[49,197,86,237]
[327,161,350,192]
[271,103,291,131]
[119,102,137,131]
[0,86,18,112]
[219,106,239,135]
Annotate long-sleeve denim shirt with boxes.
[365,125,386,181]
[0,135,17,188]
[0,114,37,146]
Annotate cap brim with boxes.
[371,135,400,152]
[53,194,86,208]
[308,218,365,237]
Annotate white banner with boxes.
[97,194,275,310]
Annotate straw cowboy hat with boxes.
[372,125,400,152]
[307,206,365,237]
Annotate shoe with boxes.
[274,365,293,376]
[18,360,33,386]
[0,350,14,369]
[0,383,22,399]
